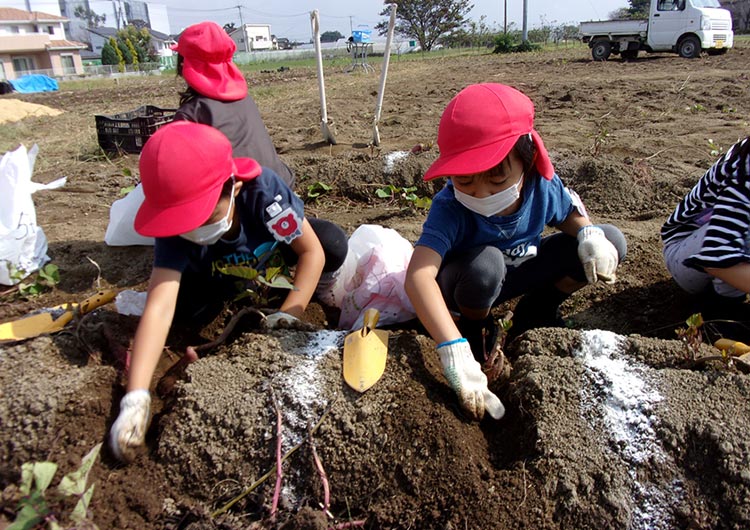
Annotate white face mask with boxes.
[453,178,522,217]
[180,185,235,245]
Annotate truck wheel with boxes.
[678,36,701,58]
[591,40,611,61]
[621,50,638,60]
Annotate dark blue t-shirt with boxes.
[153,168,305,293]
[416,173,574,267]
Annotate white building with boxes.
[230,23,273,52]
[0,7,86,80]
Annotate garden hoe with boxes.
[0,289,117,343]
[311,10,336,145]
[343,308,389,392]
[372,3,397,147]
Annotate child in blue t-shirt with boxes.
[405,83,627,421]
[109,121,347,461]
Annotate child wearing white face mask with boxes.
[405,83,627,422]
[108,121,347,462]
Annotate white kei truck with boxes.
[579,0,734,61]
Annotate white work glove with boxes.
[577,226,618,284]
[109,389,151,462]
[264,311,299,329]
[437,339,506,421]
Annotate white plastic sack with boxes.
[0,144,65,286]
[325,224,416,330]
[104,183,155,246]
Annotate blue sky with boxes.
[162,0,629,40]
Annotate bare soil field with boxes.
[1,43,750,529]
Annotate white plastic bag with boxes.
[324,224,416,330]
[0,144,65,286]
[104,183,155,246]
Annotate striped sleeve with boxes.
[681,138,750,271]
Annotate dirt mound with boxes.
[0,98,62,124]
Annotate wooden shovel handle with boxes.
[362,308,380,332]
[78,289,117,315]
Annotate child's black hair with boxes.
[176,54,200,106]
[514,134,536,174]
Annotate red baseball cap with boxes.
[135,121,261,237]
[171,21,248,101]
[423,83,554,181]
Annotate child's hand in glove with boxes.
[109,389,150,462]
[577,226,618,284]
[437,339,506,421]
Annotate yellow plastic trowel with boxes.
[343,308,389,392]
[0,289,117,343]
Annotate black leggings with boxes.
[436,224,627,312]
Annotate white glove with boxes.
[264,311,299,329]
[577,226,618,284]
[437,339,506,421]
[109,389,151,462]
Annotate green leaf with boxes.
[267,276,296,290]
[58,443,101,497]
[20,463,34,495]
[122,167,132,177]
[375,188,392,198]
[119,185,135,196]
[38,264,59,285]
[33,462,58,493]
[218,265,260,281]
[70,484,96,523]
[8,502,44,530]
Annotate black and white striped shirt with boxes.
[661,136,750,271]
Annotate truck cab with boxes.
[579,0,733,60]
[647,0,733,56]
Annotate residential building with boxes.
[0,7,86,80]
[229,23,273,52]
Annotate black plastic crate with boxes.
[95,105,176,154]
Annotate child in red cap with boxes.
[171,21,295,187]
[405,83,627,421]
[109,121,347,461]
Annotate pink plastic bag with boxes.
[323,225,416,330]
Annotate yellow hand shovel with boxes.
[343,308,389,392]
[0,289,117,343]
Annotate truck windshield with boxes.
[690,0,721,7]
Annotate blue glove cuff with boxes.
[437,338,467,349]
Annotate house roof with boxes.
[47,39,87,50]
[0,7,67,23]
[88,26,173,43]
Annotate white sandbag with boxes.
[324,224,416,330]
[0,144,65,286]
[104,183,155,246]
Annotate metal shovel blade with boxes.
[0,289,117,343]
[343,308,389,392]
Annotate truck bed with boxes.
[579,18,648,37]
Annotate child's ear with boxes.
[232,180,244,196]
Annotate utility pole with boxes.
[349,15,353,35]
[504,0,507,34]
[237,5,248,52]
[522,0,528,43]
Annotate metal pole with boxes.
[504,0,507,34]
[238,5,248,52]
[522,0,528,43]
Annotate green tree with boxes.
[101,39,119,65]
[320,30,343,42]
[627,0,650,18]
[117,25,153,62]
[375,0,474,52]
[73,6,106,27]
[117,39,133,64]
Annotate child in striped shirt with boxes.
[662,136,750,338]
